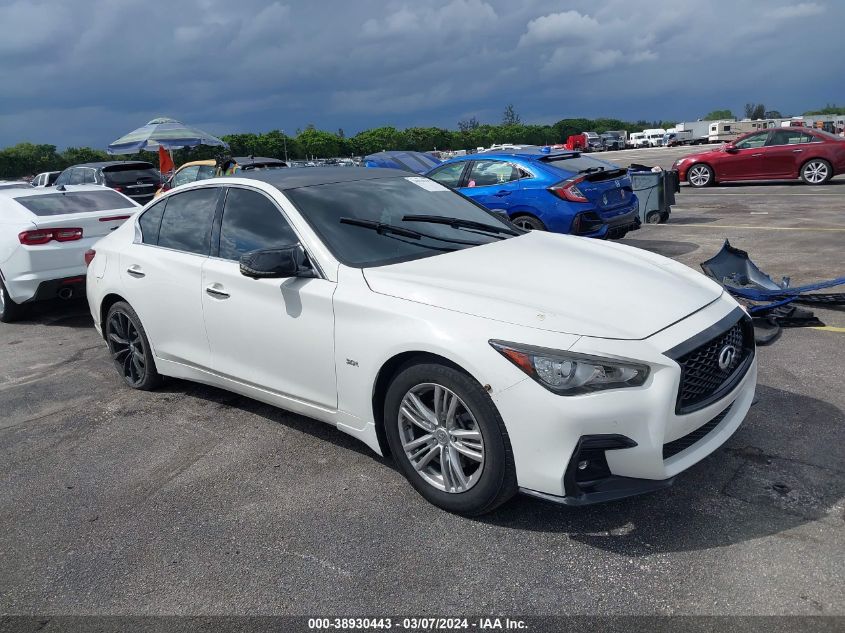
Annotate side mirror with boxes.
[724,144,738,153]
[239,245,316,279]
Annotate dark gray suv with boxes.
[54,161,161,204]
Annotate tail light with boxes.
[549,177,589,203]
[112,186,124,193]
[84,249,96,267]
[18,227,83,245]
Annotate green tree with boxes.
[704,109,734,120]
[803,103,845,115]
[744,103,766,120]
[296,126,341,158]
[502,104,521,126]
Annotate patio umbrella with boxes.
[107,117,228,155]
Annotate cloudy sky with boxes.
[1,0,842,149]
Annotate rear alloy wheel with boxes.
[687,164,714,187]
[105,301,161,390]
[801,159,832,185]
[511,215,546,231]
[0,280,25,323]
[384,363,517,515]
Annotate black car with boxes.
[54,161,161,204]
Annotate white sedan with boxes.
[0,185,139,322]
[85,168,757,515]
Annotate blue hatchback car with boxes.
[426,148,640,238]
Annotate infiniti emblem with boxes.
[718,344,738,371]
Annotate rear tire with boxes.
[0,280,26,323]
[511,214,546,231]
[384,362,517,516]
[800,159,832,185]
[687,164,714,187]
[105,301,162,391]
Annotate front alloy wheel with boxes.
[687,164,713,187]
[398,383,485,493]
[384,362,517,515]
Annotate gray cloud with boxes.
[0,0,842,149]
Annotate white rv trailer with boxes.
[708,119,772,143]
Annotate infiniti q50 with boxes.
[86,168,757,515]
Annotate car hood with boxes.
[362,232,723,340]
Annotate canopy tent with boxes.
[107,117,228,155]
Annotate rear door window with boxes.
[157,187,220,255]
[13,190,134,216]
[218,188,298,261]
[427,162,467,188]
[138,199,166,245]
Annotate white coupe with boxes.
[85,168,757,515]
[0,185,138,322]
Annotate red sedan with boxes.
[672,127,845,187]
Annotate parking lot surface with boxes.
[1,161,844,616]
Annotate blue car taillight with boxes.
[549,176,589,203]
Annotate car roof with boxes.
[178,160,216,169]
[452,148,582,161]
[226,166,406,190]
[70,161,154,169]
[233,156,286,166]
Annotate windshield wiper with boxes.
[339,217,486,246]
[401,214,520,237]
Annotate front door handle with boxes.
[792,149,803,153]
[751,153,762,157]
[494,190,511,197]
[126,265,145,278]
[205,284,230,299]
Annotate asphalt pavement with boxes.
[1,160,843,617]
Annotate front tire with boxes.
[0,280,26,323]
[801,159,832,185]
[105,301,161,390]
[687,164,714,187]
[384,362,517,515]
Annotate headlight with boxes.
[490,340,649,395]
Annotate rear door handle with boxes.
[751,153,762,157]
[205,284,230,299]
[126,265,145,278]
[793,149,803,153]
[494,190,511,197]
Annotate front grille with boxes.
[663,403,733,460]
[668,312,754,414]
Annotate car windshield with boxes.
[14,190,133,215]
[285,176,515,267]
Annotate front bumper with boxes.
[491,295,757,503]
